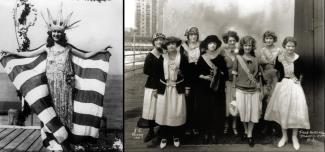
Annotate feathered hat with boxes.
[40,3,81,31]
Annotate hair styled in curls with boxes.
[222,30,239,43]
[46,31,68,47]
[282,36,297,48]
[238,36,256,57]
[263,31,277,43]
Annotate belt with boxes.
[160,79,184,87]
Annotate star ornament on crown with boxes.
[40,3,81,32]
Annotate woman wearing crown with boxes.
[1,7,110,151]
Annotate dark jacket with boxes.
[275,55,304,81]
[157,54,190,94]
[144,52,161,89]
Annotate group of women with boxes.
[137,27,310,151]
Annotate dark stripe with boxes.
[42,131,56,148]
[73,64,107,83]
[20,73,48,97]
[70,134,97,144]
[45,116,64,135]
[0,54,26,68]
[73,89,103,106]
[30,95,53,115]
[73,113,101,128]
[8,54,46,81]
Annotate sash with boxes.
[236,55,259,86]
[202,54,220,91]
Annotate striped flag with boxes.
[0,51,110,146]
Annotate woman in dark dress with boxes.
[137,33,166,143]
[196,35,228,144]
[179,27,201,135]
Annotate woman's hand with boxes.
[200,75,212,81]
[153,89,157,98]
[185,88,190,96]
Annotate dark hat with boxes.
[184,27,199,36]
[162,36,182,50]
[200,35,222,50]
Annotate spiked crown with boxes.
[40,3,80,31]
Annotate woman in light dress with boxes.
[155,36,190,149]
[264,36,310,150]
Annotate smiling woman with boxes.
[0,0,122,151]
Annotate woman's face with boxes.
[52,30,63,41]
[265,36,274,46]
[228,37,237,48]
[243,43,253,54]
[188,34,198,42]
[207,42,217,52]
[154,38,164,48]
[166,43,177,53]
[285,41,296,54]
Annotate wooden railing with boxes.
[124,44,152,73]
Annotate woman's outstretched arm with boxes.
[70,46,111,59]
[1,44,46,57]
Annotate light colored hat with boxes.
[40,3,80,31]
[184,27,199,36]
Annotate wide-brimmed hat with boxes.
[162,36,182,50]
[200,35,222,50]
[184,27,199,36]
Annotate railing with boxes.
[124,44,152,73]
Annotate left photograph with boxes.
[0,0,123,151]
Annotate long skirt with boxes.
[236,89,261,123]
[137,88,157,128]
[155,86,186,127]
[264,78,310,129]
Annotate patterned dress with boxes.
[45,46,74,130]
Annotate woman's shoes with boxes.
[277,136,288,148]
[292,136,300,150]
[248,137,255,147]
[232,128,238,135]
[173,138,180,147]
[160,139,167,149]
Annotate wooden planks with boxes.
[0,128,42,152]
[2,129,35,152]
[14,129,40,151]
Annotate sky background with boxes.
[0,0,123,75]
[125,0,295,49]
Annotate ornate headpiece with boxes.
[40,3,80,31]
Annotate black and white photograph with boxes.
[0,0,123,151]
[124,0,324,151]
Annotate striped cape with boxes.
[0,51,110,147]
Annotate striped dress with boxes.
[0,45,110,149]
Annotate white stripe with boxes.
[75,75,106,95]
[53,126,68,143]
[24,84,49,106]
[73,100,103,117]
[12,60,46,89]
[4,56,39,74]
[71,124,99,138]
[38,107,56,124]
[72,56,109,73]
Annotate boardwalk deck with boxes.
[0,127,48,152]
[125,73,325,152]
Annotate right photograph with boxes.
[124,0,325,151]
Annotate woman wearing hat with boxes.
[196,35,228,144]
[155,36,189,149]
[137,33,166,143]
[179,27,201,136]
